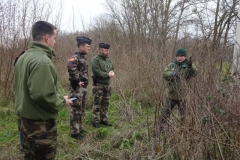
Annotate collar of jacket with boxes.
[98,53,108,59]
[30,41,55,59]
[77,50,87,55]
[174,60,187,67]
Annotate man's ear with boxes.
[44,35,49,43]
[79,44,84,50]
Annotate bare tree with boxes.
[0,0,63,101]
[232,2,240,84]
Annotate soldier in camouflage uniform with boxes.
[91,43,114,128]
[14,21,72,160]
[67,36,92,140]
[160,48,198,128]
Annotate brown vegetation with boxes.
[0,0,239,159]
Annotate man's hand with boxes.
[78,81,84,87]
[109,71,115,78]
[172,72,179,77]
[186,57,192,68]
[172,72,180,81]
[64,96,73,106]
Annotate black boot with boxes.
[71,133,84,140]
[80,129,87,134]
[93,122,101,128]
[100,121,112,126]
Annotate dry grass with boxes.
[0,0,239,159]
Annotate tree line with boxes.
[0,0,239,158]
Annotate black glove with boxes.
[186,57,192,68]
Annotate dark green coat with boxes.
[91,53,114,85]
[14,42,65,120]
[163,60,197,100]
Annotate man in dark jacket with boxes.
[91,43,114,128]
[67,36,92,140]
[14,21,72,160]
[160,48,198,129]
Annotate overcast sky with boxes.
[60,0,107,31]
[59,0,106,31]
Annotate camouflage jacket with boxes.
[91,53,114,85]
[67,51,88,89]
[14,41,65,120]
[163,59,198,100]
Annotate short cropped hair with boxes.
[32,21,57,41]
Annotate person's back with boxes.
[14,21,72,160]
[14,42,64,120]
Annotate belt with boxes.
[96,83,109,86]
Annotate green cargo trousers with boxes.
[92,84,111,123]
[18,117,57,160]
[160,97,186,125]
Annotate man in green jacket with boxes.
[91,43,114,128]
[14,21,72,160]
[160,48,197,129]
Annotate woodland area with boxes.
[0,0,240,159]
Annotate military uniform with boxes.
[67,36,91,139]
[14,41,66,159]
[161,48,198,126]
[91,43,114,128]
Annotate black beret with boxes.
[76,36,92,44]
[99,43,110,49]
[176,48,186,57]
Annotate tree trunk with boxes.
[232,6,240,83]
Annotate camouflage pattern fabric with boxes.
[92,84,111,123]
[160,59,197,128]
[68,51,88,134]
[69,87,87,134]
[163,60,197,100]
[82,88,87,115]
[67,52,88,88]
[18,117,57,160]
[160,98,186,125]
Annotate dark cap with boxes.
[99,43,110,49]
[76,36,92,45]
[176,48,186,57]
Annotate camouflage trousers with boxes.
[70,87,87,134]
[17,117,57,160]
[160,97,186,125]
[92,84,111,123]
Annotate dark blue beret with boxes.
[99,43,110,49]
[176,48,186,57]
[76,36,92,44]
